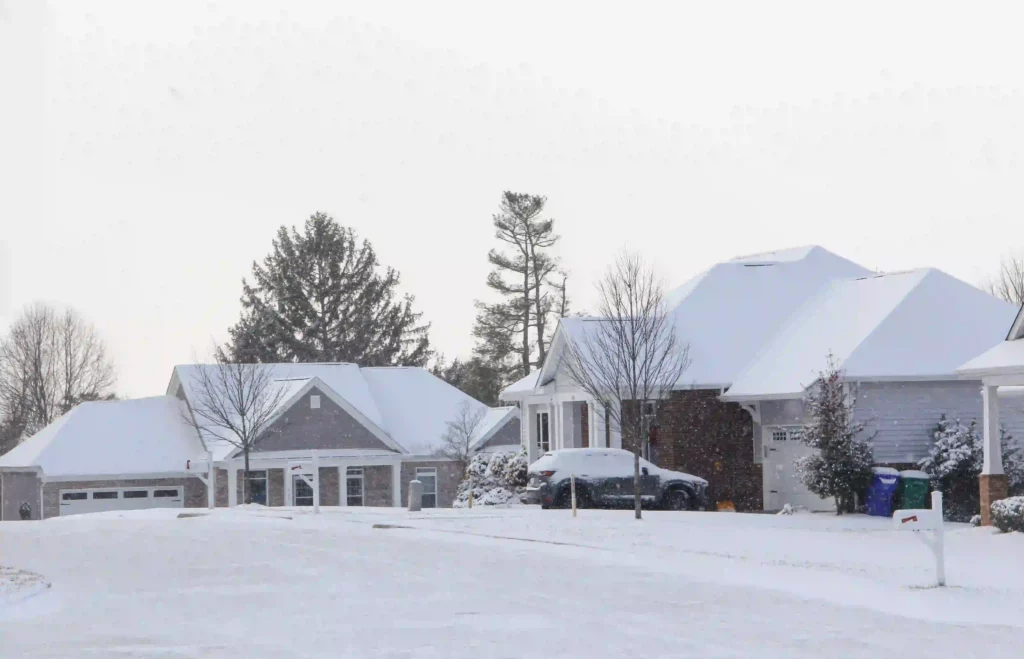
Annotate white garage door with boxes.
[764,427,835,512]
[59,486,184,516]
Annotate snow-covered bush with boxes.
[990,496,1024,533]
[919,416,1024,521]
[452,447,528,508]
[970,514,982,527]
[795,354,874,515]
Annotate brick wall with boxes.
[214,469,229,507]
[401,461,461,508]
[268,468,284,507]
[654,390,762,511]
[363,465,394,507]
[319,467,340,506]
[580,402,590,448]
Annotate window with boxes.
[772,429,788,443]
[124,490,149,499]
[62,492,87,501]
[346,467,364,506]
[536,412,550,452]
[310,395,321,409]
[293,475,314,506]
[93,491,118,500]
[416,467,437,508]
[771,427,803,443]
[154,489,180,498]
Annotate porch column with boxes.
[980,384,1008,526]
[526,403,539,463]
[227,465,238,508]
[561,401,575,449]
[391,461,402,507]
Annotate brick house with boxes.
[0,363,520,519]
[501,246,1024,512]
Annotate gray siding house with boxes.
[0,363,520,519]
[722,269,1024,510]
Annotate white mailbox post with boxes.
[892,490,945,587]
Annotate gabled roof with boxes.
[725,269,1021,400]
[0,396,206,476]
[171,363,512,459]
[469,406,520,451]
[505,245,870,398]
[499,371,540,401]
[359,367,498,456]
[958,304,1024,378]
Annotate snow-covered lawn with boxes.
[1,506,1021,658]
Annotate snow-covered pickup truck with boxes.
[524,448,709,511]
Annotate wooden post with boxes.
[571,475,577,518]
[468,491,473,508]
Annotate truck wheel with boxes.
[665,488,691,511]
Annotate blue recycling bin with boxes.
[865,467,900,517]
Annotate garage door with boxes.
[764,427,835,512]
[59,486,184,516]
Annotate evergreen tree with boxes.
[795,353,874,515]
[472,192,566,387]
[227,212,431,366]
[920,416,1024,520]
[430,355,505,407]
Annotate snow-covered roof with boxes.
[469,406,520,451]
[499,371,540,400]
[0,396,206,476]
[725,269,1021,400]
[506,246,869,396]
[360,367,497,456]
[170,363,515,458]
[958,334,1024,378]
[668,245,870,387]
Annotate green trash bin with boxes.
[896,470,931,509]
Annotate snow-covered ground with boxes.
[1,507,1021,657]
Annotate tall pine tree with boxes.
[227,212,431,366]
[471,192,567,386]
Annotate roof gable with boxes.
[1010,305,1024,341]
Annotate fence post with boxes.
[571,475,577,518]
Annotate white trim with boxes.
[1008,305,1024,341]
[344,466,365,507]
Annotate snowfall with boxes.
[2,507,1022,658]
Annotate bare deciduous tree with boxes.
[562,252,690,520]
[0,303,115,446]
[986,255,1024,306]
[436,401,487,475]
[180,349,287,504]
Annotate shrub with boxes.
[452,447,528,508]
[991,496,1024,533]
[919,416,1024,521]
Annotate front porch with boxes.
[520,396,620,463]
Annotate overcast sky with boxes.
[1,1,1022,397]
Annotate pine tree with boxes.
[430,355,505,406]
[227,212,431,366]
[472,192,566,386]
[795,353,874,515]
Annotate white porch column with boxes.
[206,452,215,510]
[227,464,238,508]
[982,385,1003,475]
[312,450,321,514]
[284,467,292,507]
[560,401,574,449]
[391,461,402,507]
[526,403,539,463]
